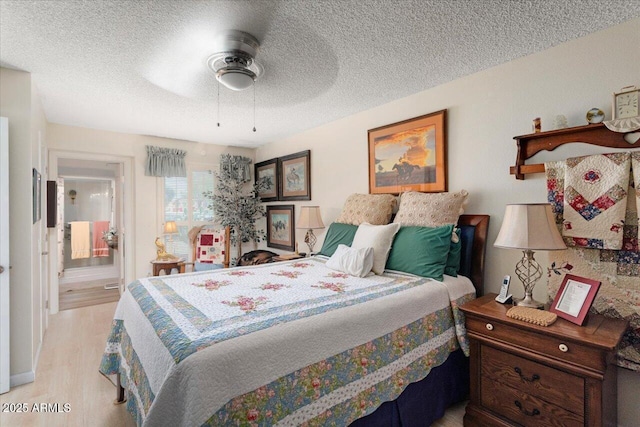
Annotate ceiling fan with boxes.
[206,30,264,91]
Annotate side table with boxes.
[151,259,185,276]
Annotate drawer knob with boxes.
[515,400,540,417]
[514,367,540,383]
[486,323,494,331]
[559,343,569,353]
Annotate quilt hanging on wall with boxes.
[546,152,640,372]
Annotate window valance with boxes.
[145,146,187,177]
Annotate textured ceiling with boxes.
[2,1,640,148]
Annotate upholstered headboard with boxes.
[457,214,489,296]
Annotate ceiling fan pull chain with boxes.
[253,82,256,132]
[217,82,221,127]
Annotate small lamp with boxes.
[494,203,566,309]
[296,206,325,255]
[164,221,178,255]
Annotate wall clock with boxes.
[612,85,639,119]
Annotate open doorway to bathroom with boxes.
[58,167,120,310]
[48,152,134,314]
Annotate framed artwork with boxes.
[278,150,311,201]
[550,274,601,326]
[33,168,41,224]
[255,158,279,202]
[368,109,447,194]
[266,205,295,251]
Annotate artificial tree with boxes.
[206,154,268,263]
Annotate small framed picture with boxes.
[278,150,311,201]
[266,205,295,251]
[254,158,279,202]
[550,274,601,326]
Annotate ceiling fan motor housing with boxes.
[207,30,263,91]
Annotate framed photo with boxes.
[266,205,295,251]
[255,158,279,202]
[368,109,447,194]
[278,150,311,201]
[550,274,601,326]
[33,168,41,224]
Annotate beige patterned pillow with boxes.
[393,190,469,226]
[335,194,397,225]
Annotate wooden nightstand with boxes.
[150,259,185,276]
[460,294,628,427]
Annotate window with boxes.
[162,167,214,260]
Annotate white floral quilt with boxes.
[100,257,475,426]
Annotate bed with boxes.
[100,213,489,426]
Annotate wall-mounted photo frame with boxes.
[549,274,601,326]
[278,150,311,201]
[266,205,295,251]
[254,158,279,202]
[33,168,41,224]
[368,109,447,194]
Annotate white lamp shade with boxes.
[164,221,178,234]
[494,203,566,250]
[296,206,325,229]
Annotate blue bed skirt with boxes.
[350,348,469,426]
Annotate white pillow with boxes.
[351,222,401,275]
[325,244,374,277]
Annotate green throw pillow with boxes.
[386,225,453,281]
[444,228,462,277]
[319,223,358,257]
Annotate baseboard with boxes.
[10,370,35,387]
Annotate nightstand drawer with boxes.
[481,377,583,427]
[481,345,584,415]
[467,316,606,372]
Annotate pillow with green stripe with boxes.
[385,225,453,281]
[318,223,358,257]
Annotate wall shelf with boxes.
[510,123,638,179]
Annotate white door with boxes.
[0,117,10,394]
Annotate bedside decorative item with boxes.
[553,114,568,129]
[155,237,179,261]
[586,108,605,124]
[532,117,541,133]
[549,274,601,326]
[494,203,566,309]
[612,85,639,119]
[296,206,325,254]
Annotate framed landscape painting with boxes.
[368,109,447,194]
[255,158,279,202]
[278,150,311,201]
[266,205,295,251]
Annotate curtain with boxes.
[145,146,187,177]
[220,154,252,183]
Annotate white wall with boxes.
[46,124,254,279]
[256,18,640,426]
[0,67,47,382]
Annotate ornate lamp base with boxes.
[304,229,317,254]
[514,293,545,309]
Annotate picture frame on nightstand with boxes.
[549,274,601,326]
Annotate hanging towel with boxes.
[561,152,630,249]
[93,221,110,257]
[71,221,91,259]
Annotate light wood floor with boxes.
[59,279,120,311]
[0,301,465,426]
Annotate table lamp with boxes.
[163,220,178,255]
[494,203,566,309]
[296,206,325,254]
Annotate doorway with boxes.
[48,151,134,314]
